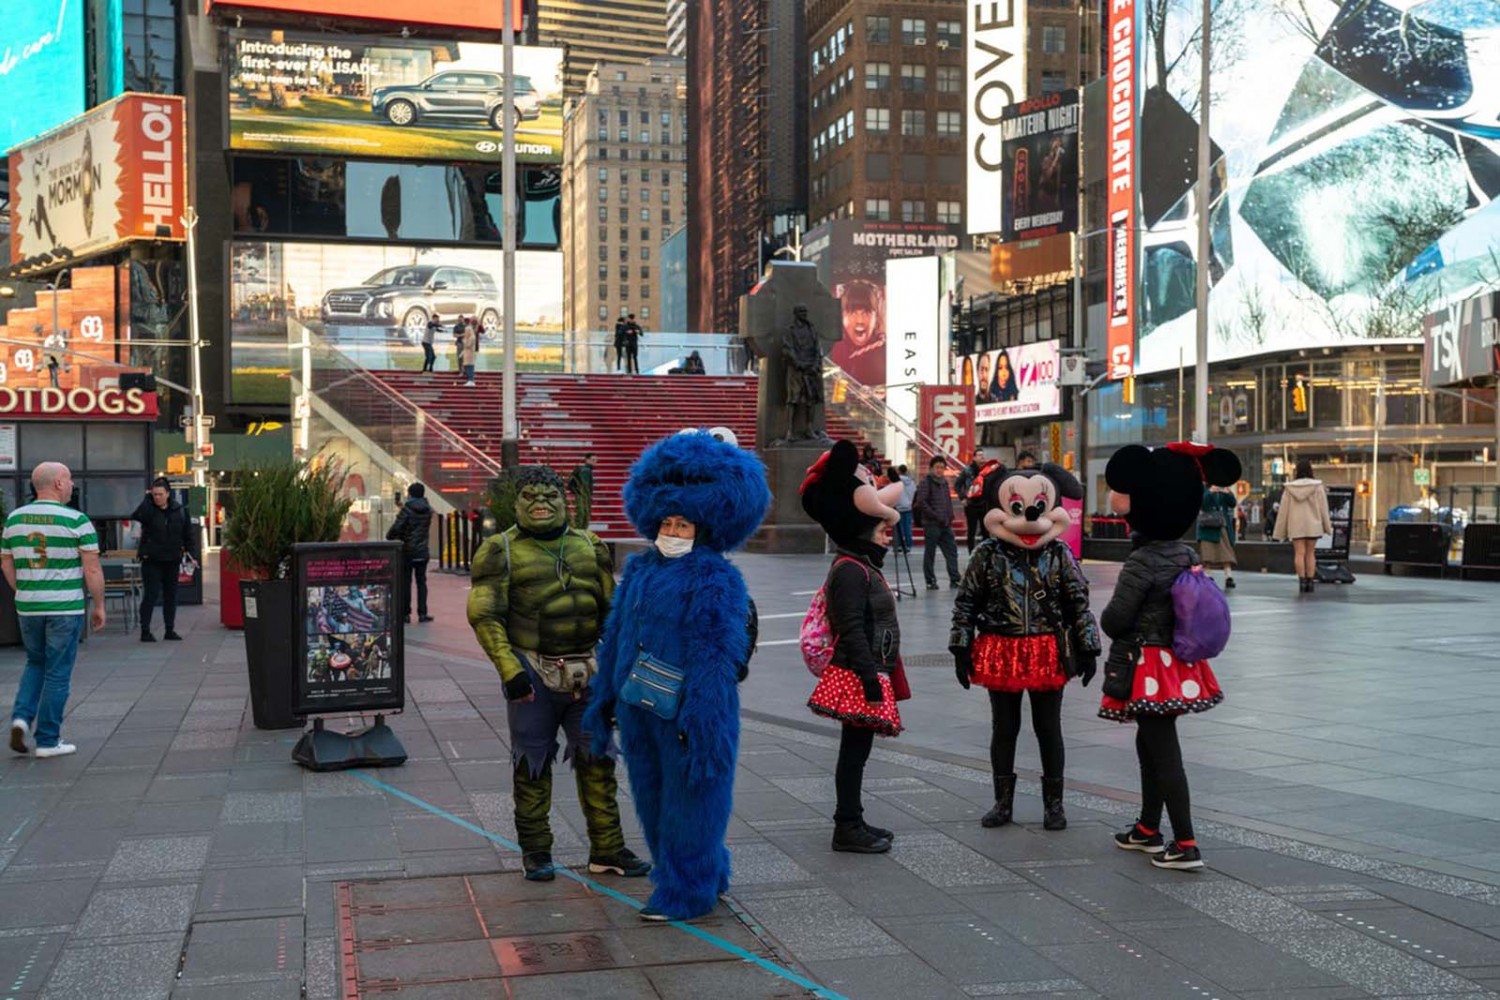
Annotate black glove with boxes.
[953,649,973,690]
[1077,654,1098,688]
[860,673,884,703]
[502,672,535,702]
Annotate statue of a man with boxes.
[782,305,828,442]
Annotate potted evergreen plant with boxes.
[223,458,352,729]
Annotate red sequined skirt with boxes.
[1098,646,1223,722]
[971,633,1067,692]
[808,666,903,737]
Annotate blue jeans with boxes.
[462,364,475,382]
[897,510,914,551]
[12,615,85,748]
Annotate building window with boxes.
[621,188,629,203]
[937,110,962,136]
[640,226,651,241]
[937,200,962,223]
[619,208,629,222]
[619,265,629,280]
[598,305,608,320]
[598,207,608,222]
[618,129,629,142]
[597,127,608,142]
[641,208,651,221]
[1040,70,1069,94]
[619,110,630,126]
[901,200,926,223]
[639,168,650,182]
[661,170,671,184]
[619,247,629,262]
[865,198,891,221]
[598,187,609,202]
[640,111,651,124]
[901,18,927,45]
[620,148,629,159]
[1042,25,1067,54]
[866,15,890,44]
[598,265,608,282]
[901,110,927,136]
[597,245,608,262]
[640,246,651,260]
[937,66,962,93]
[936,20,962,46]
[641,265,651,279]
[900,65,927,92]
[660,111,672,126]
[641,306,651,320]
[597,167,608,182]
[864,107,890,133]
[661,208,672,223]
[865,62,890,90]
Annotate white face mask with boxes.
[655,535,695,559]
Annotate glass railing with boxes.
[823,360,947,467]
[559,331,752,376]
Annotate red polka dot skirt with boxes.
[971,633,1067,693]
[1098,646,1223,723]
[808,665,903,737]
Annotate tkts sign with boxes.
[920,385,975,466]
[9,94,187,262]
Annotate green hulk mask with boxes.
[517,478,567,534]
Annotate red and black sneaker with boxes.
[1151,841,1205,871]
[1113,823,1166,854]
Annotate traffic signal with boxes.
[1292,380,1308,414]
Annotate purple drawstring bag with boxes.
[1171,565,1231,662]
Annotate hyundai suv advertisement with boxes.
[227,28,563,164]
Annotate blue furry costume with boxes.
[585,431,770,920]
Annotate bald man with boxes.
[4,463,105,759]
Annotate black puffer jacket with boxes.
[826,548,899,679]
[949,539,1100,660]
[1099,538,1198,677]
[132,496,194,562]
[387,497,433,561]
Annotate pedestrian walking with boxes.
[622,313,643,374]
[893,464,915,552]
[1198,484,1239,590]
[913,454,960,590]
[800,440,908,854]
[613,312,628,371]
[586,431,769,921]
[422,316,440,372]
[453,316,466,371]
[132,477,195,642]
[951,464,1099,831]
[568,453,596,530]
[6,463,106,759]
[1096,443,1240,872]
[1271,460,1332,593]
[459,319,478,387]
[386,482,434,623]
[961,453,1003,553]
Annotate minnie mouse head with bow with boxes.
[800,440,903,546]
[982,463,1084,550]
[1105,442,1242,542]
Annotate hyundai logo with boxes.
[475,141,498,153]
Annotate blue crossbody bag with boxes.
[619,649,686,720]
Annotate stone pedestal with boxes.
[745,444,829,554]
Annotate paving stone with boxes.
[210,822,304,864]
[727,841,814,885]
[644,959,823,999]
[302,936,338,1000]
[1263,927,1483,996]
[75,884,197,939]
[40,937,182,1000]
[875,915,1072,989]
[171,981,303,1000]
[170,730,239,751]
[959,887,1116,947]
[960,981,1091,997]
[884,832,1027,890]
[144,774,230,802]
[179,915,302,983]
[806,952,972,999]
[1126,919,1345,991]
[102,835,211,882]
[0,930,67,995]
[219,791,303,825]
[737,888,905,961]
[351,938,502,984]
[1321,907,1500,968]
[196,865,304,916]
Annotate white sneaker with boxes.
[9,719,29,754]
[464,380,476,387]
[34,742,77,759]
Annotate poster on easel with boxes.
[294,542,404,716]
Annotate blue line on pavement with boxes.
[351,770,848,1000]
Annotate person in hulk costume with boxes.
[467,466,650,883]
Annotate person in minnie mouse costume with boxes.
[585,429,769,922]
[950,463,1101,832]
[1098,442,1241,872]
[802,440,908,854]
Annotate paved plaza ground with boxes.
[1,552,1498,999]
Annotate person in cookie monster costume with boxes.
[585,430,770,922]
[468,466,650,884]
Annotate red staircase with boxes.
[367,371,888,539]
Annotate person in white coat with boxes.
[1271,460,1332,593]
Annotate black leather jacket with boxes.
[387,497,433,561]
[1100,539,1198,668]
[132,496,194,562]
[826,547,900,679]
[949,539,1101,657]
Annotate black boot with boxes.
[1042,777,1067,831]
[981,774,1016,828]
[832,820,891,854]
[862,819,894,841]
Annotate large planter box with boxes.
[240,578,301,730]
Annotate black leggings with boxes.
[1136,716,1194,842]
[834,724,876,823]
[989,689,1064,780]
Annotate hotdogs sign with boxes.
[0,386,159,420]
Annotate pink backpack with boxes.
[800,557,869,676]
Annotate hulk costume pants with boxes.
[507,659,624,856]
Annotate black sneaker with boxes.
[588,848,651,877]
[832,821,891,854]
[163,630,183,641]
[1151,841,1205,870]
[140,631,156,643]
[418,615,434,623]
[862,820,894,841]
[522,851,556,881]
[1113,824,1166,854]
[925,582,940,591]
[1224,577,1236,590]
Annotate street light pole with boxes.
[182,206,207,489]
[1192,0,1212,444]
[500,0,520,469]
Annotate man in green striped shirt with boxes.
[4,463,106,759]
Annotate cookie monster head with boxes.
[1105,442,1242,541]
[623,430,771,552]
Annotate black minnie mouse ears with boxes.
[1106,443,1241,491]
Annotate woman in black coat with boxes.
[132,477,195,642]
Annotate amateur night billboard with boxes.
[1001,91,1079,242]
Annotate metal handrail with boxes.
[823,360,948,460]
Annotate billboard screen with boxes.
[1002,91,1079,242]
[804,220,962,387]
[966,0,1027,235]
[1423,290,1499,388]
[959,339,1062,424]
[229,241,563,404]
[206,0,523,33]
[1134,0,1500,378]
[9,95,187,262]
[884,256,944,435]
[1,1,86,154]
[227,28,563,164]
[1106,0,1139,380]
